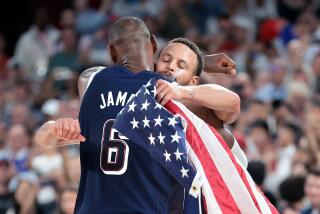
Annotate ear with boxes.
[190,76,199,86]
[150,34,157,54]
[109,44,117,63]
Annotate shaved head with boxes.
[108,17,151,46]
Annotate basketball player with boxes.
[155,38,247,168]
[35,17,239,213]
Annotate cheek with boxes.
[175,71,193,85]
[155,62,167,73]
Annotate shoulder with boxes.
[79,66,106,80]
[78,66,106,102]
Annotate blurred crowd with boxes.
[1,0,320,213]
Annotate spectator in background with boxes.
[305,96,320,167]
[287,80,311,121]
[47,28,79,75]
[13,7,60,82]
[265,122,300,194]
[14,177,38,214]
[0,121,6,150]
[247,160,277,207]
[279,175,305,213]
[246,119,273,160]
[79,24,111,67]
[158,0,194,39]
[59,186,78,214]
[311,52,320,93]
[60,9,76,29]
[0,124,31,173]
[42,28,79,100]
[0,157,15,213]
[271,100,293,128]
[302,169,320,214]
[255,59,288,102]
[74,0,108,35]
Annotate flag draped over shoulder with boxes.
[113,79,279,214]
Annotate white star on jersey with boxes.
[171,131,181,143]
[174,148,183,160]
[168,116,178,127]
[130,118,139,129]
[128,102,137,112]
[154,102,162,110]
[154,115,163,126]
[148,133,155,145]
[158,132,165,144]
[142,116,150,128]
[180,166,189,178]
[164,150,171,162]
[141,100,150,110]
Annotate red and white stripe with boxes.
[166,100,279,214]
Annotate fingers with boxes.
[219,53,237,75]
[204,53,237,75]
[219,53,236,67]
[54,118,85,142]
[156,80,169,103]
[74,120,86,142]
[219,67,237,76]
[62,119,71,138]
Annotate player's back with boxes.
[75,66,182,213]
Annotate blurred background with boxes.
[1,0,320,213]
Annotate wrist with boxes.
[182,87,195,100]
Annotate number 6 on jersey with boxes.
[100,119,129,175]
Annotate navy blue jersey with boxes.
[75,66,184,214]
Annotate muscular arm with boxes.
[36,67,104,149]
[35,118,85,149]
[156,80,240,124]
[181,84,240,124]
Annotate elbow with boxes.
[231,92,241,115]
[225,94,241,124]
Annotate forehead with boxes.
[160,42,197,63]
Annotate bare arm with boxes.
[35,118,86,149]
[36,67,104,149]
[156,80,240,124]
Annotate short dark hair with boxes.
[158,38,203,76]
[249,119,270,134]
[280,121,303,145]
[247,160,266,185]
[108,16,150,46]
[279,176,305,203]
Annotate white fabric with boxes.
[231,137,248,169]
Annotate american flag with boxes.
[113,79,279,214]
[113,79,202,198]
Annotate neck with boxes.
[115,44,155,72]
[118,53,154,72]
